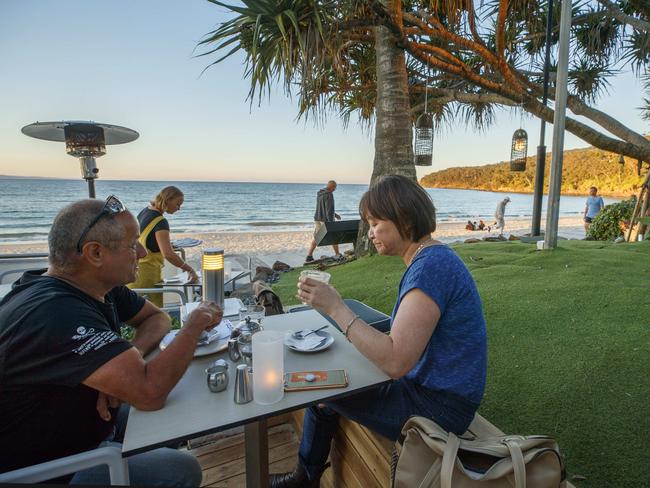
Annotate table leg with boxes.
[244,419,269,488]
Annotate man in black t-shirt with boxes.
[0,198,222,486]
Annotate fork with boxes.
[293,324,329,340]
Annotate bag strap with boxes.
[440,432,461,488]
[504,439,527,488]
[440,433,528,488]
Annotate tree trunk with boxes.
[355,1,415,255]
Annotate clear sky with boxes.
[0,0,647,184]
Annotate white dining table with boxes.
[122,308,391,488]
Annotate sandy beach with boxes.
[0,216,586,269]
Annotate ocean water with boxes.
[0,178,618,244]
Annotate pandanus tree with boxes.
[199,0,416,184]
[200,0,650,251]
[200,0,650,159]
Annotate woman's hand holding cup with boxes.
[297,271,343,316]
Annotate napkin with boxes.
[182,299,242,320]
[197,319,233,345]
[286,330,326,351]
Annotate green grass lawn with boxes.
[273,240,650,486]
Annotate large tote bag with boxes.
[391,416,567,488]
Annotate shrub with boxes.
[587,197,636,241]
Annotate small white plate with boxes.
[160,329,228,357]
[285,330,334,353]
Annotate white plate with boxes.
[159,329,228,357]
[159,319,233,358]
[285,330,335,353]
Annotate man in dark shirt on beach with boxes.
[0,197,222,486]
[305,180,342,263]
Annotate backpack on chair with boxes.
[391,416,567,488]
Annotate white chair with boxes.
[224,254,253,292]
[130,287,188,314]
[0,445,129,485]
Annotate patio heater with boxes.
[21,121,139,198]
[202,248,225,308]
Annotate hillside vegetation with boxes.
[420,145,646,197]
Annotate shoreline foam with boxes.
[0,216,587,268]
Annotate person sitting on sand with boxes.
[0,197,223,486]
[465,220,476,231]
[478,220,486,230]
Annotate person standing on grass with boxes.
[584,186,605,234]
[305,180,342,264]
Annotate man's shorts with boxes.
[584,216,593,223]
[314,221,324,237]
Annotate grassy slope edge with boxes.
[274,240,650,486]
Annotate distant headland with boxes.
[420,144,645,198]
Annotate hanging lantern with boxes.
[510,129,528,171]
[414,112,434,166]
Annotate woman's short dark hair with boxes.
[359,175,436,242]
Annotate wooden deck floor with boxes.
[190,422,300,488]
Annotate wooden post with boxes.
[626,169,650,242]
[638,185,650,238]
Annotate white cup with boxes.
[298,270,331,305]
[299,270,331,284]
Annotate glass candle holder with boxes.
[252,330,285,405]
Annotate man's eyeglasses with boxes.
[76,195,127,253]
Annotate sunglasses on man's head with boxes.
[76,195,127,253]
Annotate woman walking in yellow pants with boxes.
[128,186,198,307]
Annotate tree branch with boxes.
[596,0,650,32]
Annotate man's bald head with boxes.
[48,199,132,272]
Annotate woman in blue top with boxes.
[271,175,488,488]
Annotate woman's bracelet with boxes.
[344,315,361,342]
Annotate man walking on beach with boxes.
[305,180,342,263]
[494,196,510,236]
[584,186,605,234]
[0,197,222,486]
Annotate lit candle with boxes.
[252,330,284,405]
